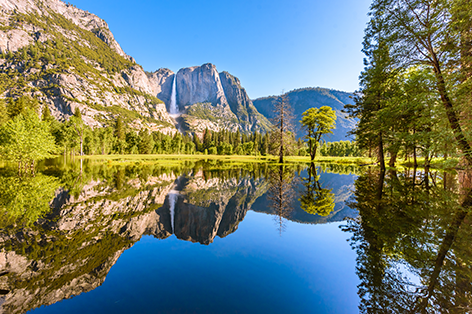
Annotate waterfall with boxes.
[169,192,177,233]
[169,74,179,116]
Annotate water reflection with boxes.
[0,159,359,313]
[0,174,59,225]
[267,165,298,234]
[343,168,472,313]
[299,164,335,217]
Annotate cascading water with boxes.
[169,74,179,117]
[168,192,177,233]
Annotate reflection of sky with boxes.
[30,211,360,314]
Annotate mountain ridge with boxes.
[252,87,357,141]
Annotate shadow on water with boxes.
[342,167,472,313]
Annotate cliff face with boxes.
[146,68,174,109]
[253,88,357,141]
[0,0,176,133]
[176,63,228,108]
[148,63,272,135]
[0,1,271,135]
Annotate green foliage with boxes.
[0,174,59,225]
[320,140,361,157]
[299,166,335,216]
[0,109,57,169]
[300,106,337,161]
[347,0,472,168]
[0,98,8,125]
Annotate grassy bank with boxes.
[80,154,373,166]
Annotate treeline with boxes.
[347,0,472,169]
[0,95,363,168]
[0,96,281,159]
[319,141,361,157]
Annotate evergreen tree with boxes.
[41,105,54,123]
[138,129,154,154]
[203,128,212,150]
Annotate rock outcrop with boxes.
[148,63,272,135]
[176,63,228,108]
[146,68,174,109]
[0,0,176,133]
[0,0,271,136]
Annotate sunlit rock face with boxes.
[176,63,228,109]
[147,68,175,111]
[0,0,176,133]
[148,63,272,135]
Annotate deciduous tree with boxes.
[300,106,336,161]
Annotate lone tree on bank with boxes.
[270,93,294,163]
[300,106,336,161]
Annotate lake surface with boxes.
[0,159,471,313]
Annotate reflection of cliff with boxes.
[0,171,269,313]
[166,175,269,245]
[0,173,176,314]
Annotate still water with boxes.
[0,159,470,313]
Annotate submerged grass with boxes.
[80,154,374,166]
[398,157,459,170]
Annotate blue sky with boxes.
[70,0,372,98]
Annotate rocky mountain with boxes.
[0,0,271,136]
[0,0,179,133]
[147,63,272,135]
[253,87,357,141]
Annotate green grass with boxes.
[78,154,374,166]
[398,157,459,170]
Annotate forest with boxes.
[345,0,472,170]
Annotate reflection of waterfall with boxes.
[169,192,178,233]
[169,74,179,117]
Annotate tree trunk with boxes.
[388,150,398,168]
[413,145,418,168]
[377,132,385,172]
[431,53,472,166]
[80,132,83,156]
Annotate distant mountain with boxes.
[253,87,357,141]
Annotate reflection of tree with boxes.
[267,165,297,234]
[0,174,59,226]
[343,168,472,313]
[299,164,335,217]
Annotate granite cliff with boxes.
[147,63,272,135]
[0,0,271,136]
[0,0,177,133]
